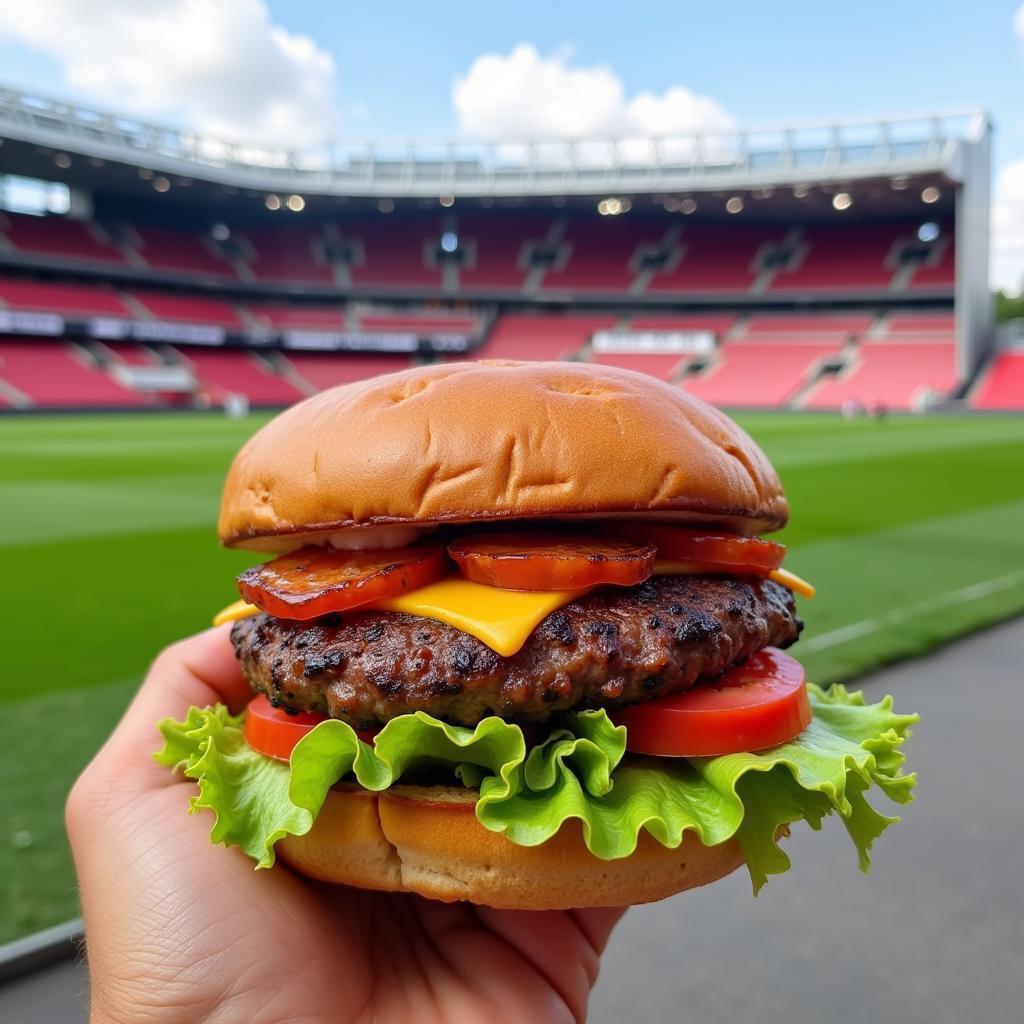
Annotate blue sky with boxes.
[0,0,1023,286]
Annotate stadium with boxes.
[2,68,1024,1024]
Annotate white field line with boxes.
[802,568,1024,652]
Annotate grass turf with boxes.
[2,410,1023,944]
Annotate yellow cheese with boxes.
[212,579,587,656]
[213,599,260,626]
[373,577,588,657]
[768,568,816,599]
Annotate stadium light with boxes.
[725,196,744,214]
[440,231,459,253]
[264,194,282,210]
[921,186,941,204]
[917,222,940,242]
[286,194,306,212]
[439,194,455,208]
[792,184,810,199]
[211,222,231,241]
[832,192,853,211]
[138,168,154,181]
[662,197,681,212]
[152,176,171,193]
[377,198,395,213]
[679,198,697,214]
[890,176,909,190]
[54,153,72,169]
[597,197,631,215]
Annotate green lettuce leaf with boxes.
[155,683,917,889]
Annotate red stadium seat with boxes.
[174,348,304,405]
[476,313,616,361]
[347,215,443,289]
[648,224,786,293]
[131,225,237,278]
[626,314,737,335]
[101,342,160,366]
[458,213,553,291]
[0,277,131,317]
[769,224,906,291]
[589,351,693,381]
[740,313,873,340]
[130,290,244,328]
[358,312,481,333]
[1,213,126,265]
[682,342,839,407]
[802,343,957,409]
[284,352,414,390]
[243,225,334,284]
[970,351,1024,410]
[540,218,667,292]
[0,338,147,406]
[246,303,347,330]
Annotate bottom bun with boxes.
[276,783,746,910]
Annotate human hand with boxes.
[67,626,626,1024]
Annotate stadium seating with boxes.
[0,276,131,317]
[283,352,414,390]
[802,342,957,409]
[540,218,667,292]
[625,313,737,335]
[347,216,444,289]
[768,223,905,291]
[0,212,126,265]
[878,312,956,338]
[100,342,161,366]
[246,303,347,330]
[358,311,481,334]
[970,351,1024,410]
[682,342,839,407]
[589,351,693,381]
[740,312,873,340]
[0,338,148,406]
[173,348,304,405]
[457,213,552,291]
[130,225,237,278]
[908,238,956,289]
[130,290,244,328]
[647,224,786,293]
[475,313,616,361]
[242,224,334,284]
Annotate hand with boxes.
[67,626,626,1024]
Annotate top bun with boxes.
[219,360,787,549]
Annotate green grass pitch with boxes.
[2,410,1024,944]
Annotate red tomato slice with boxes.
[612,648,811,757]
[244,695,377,761]
[237,543,448,620]
[607,523,786,576]
[448,531,656,591]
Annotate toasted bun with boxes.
[219,360,786,550]
[275,784,746,910]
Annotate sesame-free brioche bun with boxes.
[275,784,746,910]
[219,360,787,550]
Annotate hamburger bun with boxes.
[275,784,747,910]
[219,360,787,550]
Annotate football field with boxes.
[3,410,1024,945]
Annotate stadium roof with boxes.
[0,85,989,203]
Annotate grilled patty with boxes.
[231,575,802,727]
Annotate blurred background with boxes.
[1,2,1023,1020]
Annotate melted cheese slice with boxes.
[372,577,588,657]
[212,579,587,656]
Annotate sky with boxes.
[0,0,1022,290]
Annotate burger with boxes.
[157,360,916,909]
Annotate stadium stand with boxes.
[647,224,786,293]
[0,276,131,317]
[242,224,334,284]
[283,352,415,391]
[129,225,237,279]
[540,218,667,292]
[173,348,305,405]
[0,338,147,406]
[0,212,126,265]
[740,312,873,340]
[246,303,347,330]
[457,213,552,291]
[802,342,958,410]
[130,290,245,328]
[970,351,1024,410]
[475,313,617,361]
[100,341,161,366]
[347,215,443,289]
[768,223,907,291]
[683,342,839,407]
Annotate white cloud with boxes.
[993,159,1024,295]
[1015,2,1024,41]
[453,44,733,144]
[0,0,336,147]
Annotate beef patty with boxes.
[231,575,802,727]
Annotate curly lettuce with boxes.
[155,684,917,892]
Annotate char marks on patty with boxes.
[231,575,802,727]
